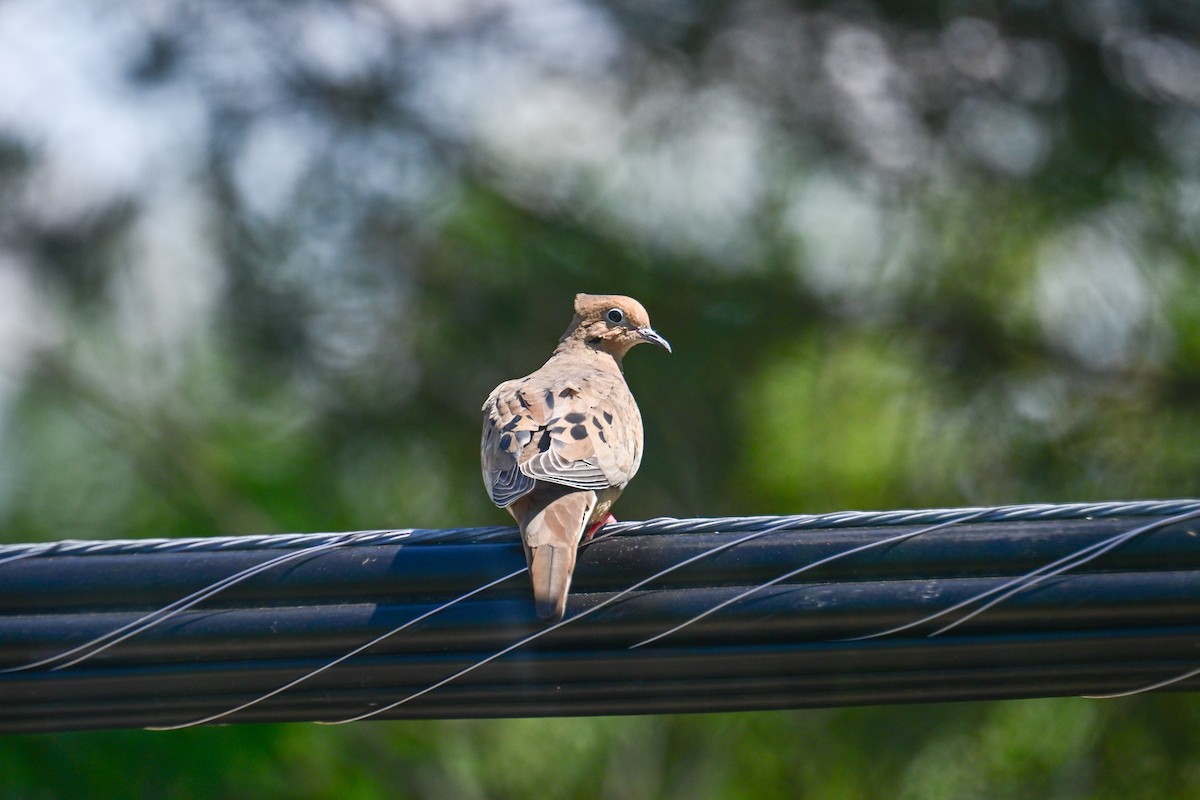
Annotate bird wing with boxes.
[481,365,643,508]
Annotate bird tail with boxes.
[514,489,595,622]
[530,543,576,621]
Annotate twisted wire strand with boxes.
[145,566,531,731]
[146,526,626,730]
[2,499,1197,559]
[317,519,805,725]
[630,508,995,649]
[0,534,367,674]
[840,507,1200,643]
[319,503,1200,723]
[925,508,1200,638]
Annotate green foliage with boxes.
[738,332,957,512]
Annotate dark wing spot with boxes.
[537,430,552,451]
[544,389,556,409]
[498,433,512,450]
[603,411,614,424]
[559,387,579,398]
[591,415,603,430]
[565,412,586,423]
[570,424,588,440]
[550,426,566,434]
[501,415,522,432]
[597,429,608,444]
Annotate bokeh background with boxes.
[3,0,1200,797]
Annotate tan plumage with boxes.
[481,293,670,621]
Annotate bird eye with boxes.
[606,308,625,324]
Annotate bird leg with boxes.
[585,514,616,540]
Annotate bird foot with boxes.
[585,514,616,541]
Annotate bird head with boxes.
[563,293,672,357]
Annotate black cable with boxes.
[1,501,1199,733]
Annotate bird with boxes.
[481,293,671,621]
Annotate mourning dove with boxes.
[481,293,671,621]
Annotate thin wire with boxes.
[1084,663,1200,699]
[631,508,993,649]
[147,567,528,730]
[150,526,624,729]
[845,507,1200,641]
[1,534,371,673]
[318,518,806,724]
[925,508,1200,637]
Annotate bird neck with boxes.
[552,334,626,373]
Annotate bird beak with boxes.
[637,327,672,353]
